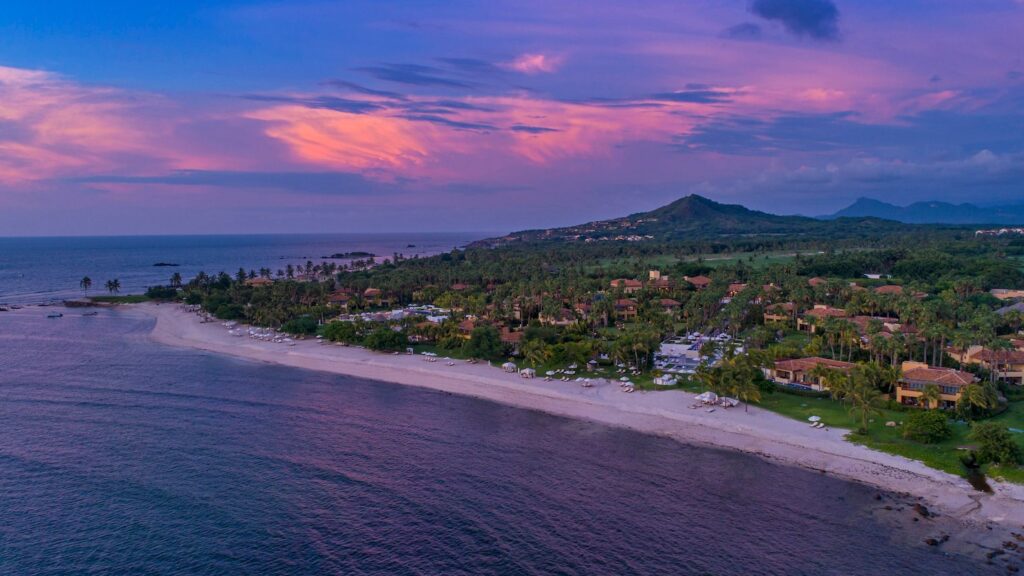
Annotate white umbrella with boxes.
[808,415,821,422]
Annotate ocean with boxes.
[0,233,479,305]
[0,307,992,575]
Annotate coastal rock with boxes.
[914,503,931,518]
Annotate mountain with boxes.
[471,194,899,247]
[828,197,1024,225]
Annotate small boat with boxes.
[82,311,99,316]
[47,312,63,318]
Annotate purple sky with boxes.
[1,0,1023,235]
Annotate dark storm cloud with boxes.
[355,63,475,88]
[399,114,497,131]
[239,94,386,114]
[750,0,840,41]
[68,170,400,195]
[321,80,407,100]
[721,22,763,40]
[510,124,560,134]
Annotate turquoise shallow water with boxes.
[0,308,991,575]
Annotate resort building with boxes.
[614,298,639,321]
[992,289,1024,301]
[895,361,977,409]
[763,302,795,323]
[764,357,855,391]
[808,277,827,288]
[727,283,748,297]
[610,279,643,294]
[797,304,848,333]
[539,308,576,326]
[683,275,712,290]
[969,349,1024,386]
[244,277,273,287]
[649,270,673,292]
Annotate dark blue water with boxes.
[0,309,989,575]
[0,233,479,304]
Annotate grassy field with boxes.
[89,295,151,304]
[757,389,1024,483]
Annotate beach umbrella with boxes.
[619,376,631,382]
[808,416,821,422]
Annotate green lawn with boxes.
[90,294,151,304]
[756,389,1024,483]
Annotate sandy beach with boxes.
[142,302,1024,557]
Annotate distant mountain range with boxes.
[471,194,899,247]
[826,198,1024,225]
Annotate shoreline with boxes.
[140,302,1024,560]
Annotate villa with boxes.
[992,289,1024,301]
[895,361,977,408]
[683,275,712,290]
[610,279,643,294]
[614,298,639,321]
[764,357,855,391]
[763,302,795,323]
[969,349,1024,386]
[797,304,848,333]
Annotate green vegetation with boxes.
[90,294,151,304]
[145,195,1024,484]
[902,410,953,443]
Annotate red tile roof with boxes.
[610,279,643,289]
[873,285,904,295]
[804,305,847,319]
[774,357,855,373]
[902,367,977,387]
[973,349,1024,364]
[684,275,712,288]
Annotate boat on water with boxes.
[82,311,99,316]
[47,312,63,318]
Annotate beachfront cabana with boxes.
[520,368,536,379]
[502,362,517,373]
[695,391,719,404]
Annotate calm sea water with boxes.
[0,308,990,575]
[0,233,479,304]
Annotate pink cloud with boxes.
[501,53,563,74]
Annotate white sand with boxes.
[142,303,1024,537]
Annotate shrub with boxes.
[972,423,1023,466]
[321,321,360,344]
[281,315,318,335]
[145,285,179,300]
[364,327,409,351]
[465,325,502,360]
[902,410,952,444]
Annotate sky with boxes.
[0,0,1023,236]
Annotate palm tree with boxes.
[921,384,942,410]
[105,279,120,294]
[523,339,551,368]
[170,272,182,288]
[958,383,998,420]
[79,276,92,295]
[846,367,883,435]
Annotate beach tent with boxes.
[695,391,719,404]
[720,397,740,407]
[520,368,536,378]
[502,362,517,373]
